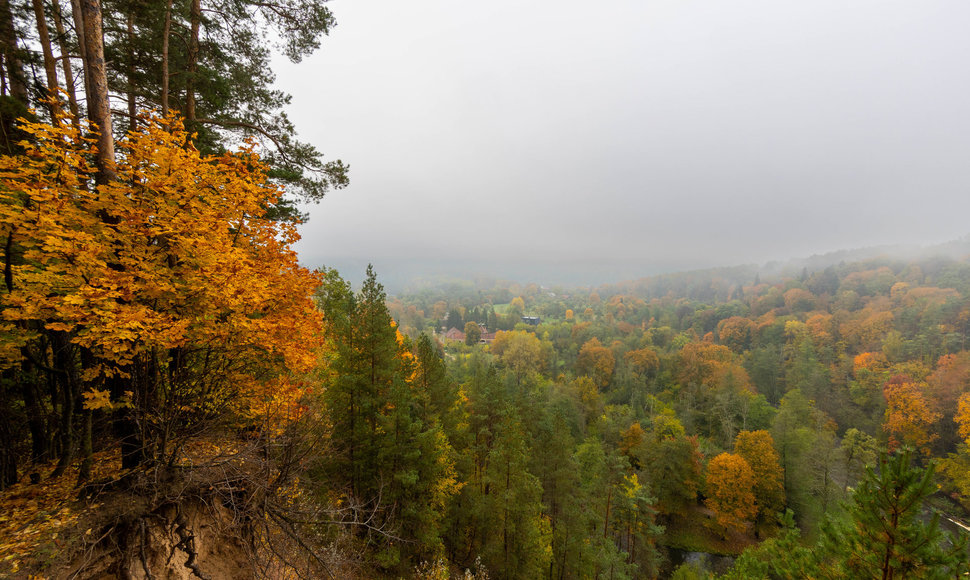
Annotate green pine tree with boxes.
[316,266,458,570]
[317,265,400,500]
[481,407,551,579]
[817,449,969,579]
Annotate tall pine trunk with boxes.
[31,0,61,117]
[50,0,80,128]
[161,0,172,116]
[69,0,90,106]
[125,11,135,132]
[78,0,146,470]
[78,0,113,182]
[185,0,200,127]
[50,332,76,478]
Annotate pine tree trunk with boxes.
[79,0,143,470]
[603,486,612,538]
[126,11,135,132]
[50,332,78,478]
[161,0,172,116]
[31,0,61,117]
[50,0,80,127]
[20,354,50,463]
[78,0,113,183]
[185,0,200,127]
[69,0,90,105]
[50,375,74,477]
[77,347,95,482]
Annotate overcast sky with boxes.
[272,0,970,288]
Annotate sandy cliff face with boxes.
[61,499,252,580]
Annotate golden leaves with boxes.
[576,337,615,389]
[956,393,970,445]
[733,430,785,517]
[0,112,323,427]
[81,388,113,411]
[705,452,757,533]
[882,375,941,455]
[81,388,131,411]
[0,450,119,577]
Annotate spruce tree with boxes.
[317,266,458,570]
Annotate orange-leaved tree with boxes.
[625,346,660,378]
[926,352,970,451]
[677,342,753,394]
[733,430,785,524]
[0,113,322,473]
[576,337,615,389]
[716,316,753,353]
[705,452,757,535]
[882,375,941,456]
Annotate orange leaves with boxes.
[677,341,754,394]
[575,337,615,389]
[805,313,834,348]
[0,112,322,426]
[783,288,816,312]
[840,306,895,352]
[716,316,752,353]
[927,352,970,415]
[733,430,785,519]
[0,450,120,577]
[619,422,645,458]
[705,452,757,533]
[625,346,659,377]
[882,375,941,455]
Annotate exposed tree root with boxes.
[172,506,211,580]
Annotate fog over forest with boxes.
[4,1,970,576]
[274,0,970,289]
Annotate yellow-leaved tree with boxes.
[882,374,941,457]
[0,113,322,473]
[733,430,785,524]
[576,337,616,389]
[705,452,757,535]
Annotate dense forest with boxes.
[378,252,970,578]
[0,0,968,578]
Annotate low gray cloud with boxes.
[274,0,970,286]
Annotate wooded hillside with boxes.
[0,0,967,577]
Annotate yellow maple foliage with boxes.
[0,113,323,464]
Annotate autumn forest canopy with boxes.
[0,0,969,578]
